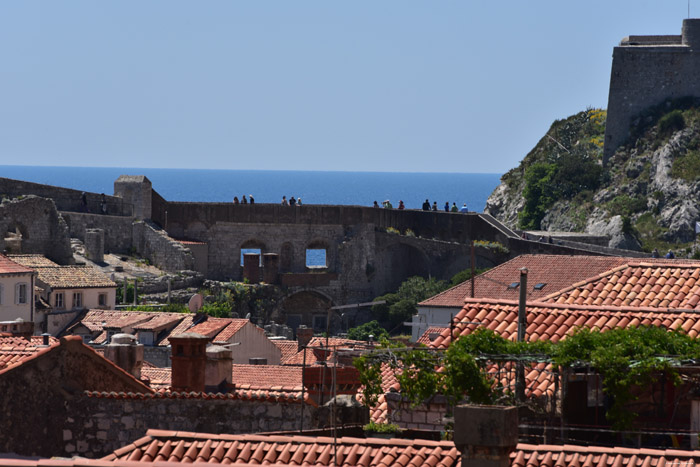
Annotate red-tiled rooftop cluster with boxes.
[419,255,633,308]
[105,429,460,466]
[430,298,700,349]
[545,263,700,309]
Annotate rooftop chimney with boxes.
[303,363,361,407]
[170,332,210,393]
[205,345,233,393]
[104,333,144,379]
[296,325,314,351]
[453,405,519,467]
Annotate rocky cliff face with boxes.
[485,101,700,253]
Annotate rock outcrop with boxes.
[484,102,700,252]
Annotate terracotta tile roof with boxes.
[141,366,172,390]
[104,429,460,466]
[0,254,34,275]
[214,319,255,342]
[140,364,305,396]
[84,388,310,405]
[545,262,700,309]
[188,318,234,339]
[284,337,366,365]
[274,339,300,364]
[0,335,59,371]
[419,255,634,308]
[233,364,304,393]
[430,298,700,350]
[30,265,116,289]
[7,254,59,267]
[511,443,700,467]
[160,314,196,346]
[69,310,192,346]
[417,326,448,346]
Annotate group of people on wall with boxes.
[374,199,469,213]
[233,195,254,204]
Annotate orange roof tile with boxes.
[511,444,700,467]
[104,429,461,466]
[141,363,305,397]
[215,319,257,342]
[69,309,192,346]
[7,254,59,267]
[419,255,633,308]
[187,318,231,339]
[0,335,59,370]
[429,298,700,350]
[545,262,700,310]
[33,265,116,288]
[0,254,34,275]
[417,326,448,346]
[273,339,300,364]
[283,337,365,365]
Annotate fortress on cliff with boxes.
[604,18,700,164]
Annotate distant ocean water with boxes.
[0,166,502,212]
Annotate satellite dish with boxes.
[188,294,204,313]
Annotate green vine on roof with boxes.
[354,327,700,430]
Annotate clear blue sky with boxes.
[0,1,694,174]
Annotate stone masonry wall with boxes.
[132,221,195,272]
[0,196,73,264]
[61,212,135,254]
[62,396,313,458]
[604,19,700,163]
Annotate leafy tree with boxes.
[347,320,389,341]
[449,267,490,287]
[371,276,448,332]
[519,162,557,229]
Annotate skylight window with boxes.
[534,283,547,290]
[508,282,519,289]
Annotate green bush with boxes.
[347,320,389,341]
[449,267,490,287]
[658,109,685,137]
[671,149,700,181]
[371,276,448,333]
[607,195,647,216]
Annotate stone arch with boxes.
[383,242,432,291]
[280,242,294,273]
[275,289,335,332]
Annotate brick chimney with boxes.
[205,344,233,393]
[453,405,519,467]
[296,325,314,351]
[104,333,144,379]
[170,332,210,393]
[0,319,34,339]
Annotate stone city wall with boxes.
[0,177,132,216]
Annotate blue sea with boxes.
[0,165,502,212]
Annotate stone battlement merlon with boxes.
[621,35,682,46]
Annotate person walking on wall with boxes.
[444,202,450,212]
[241,195,248,204]
[422,199,430,211]
[451,202,458,212]
[459,203,469,213]
[289,196,296,206]
[233,196,240,204]
[432,201,438,211]
[282,196,288,206]
[249,195,255,204]
[398,200,405,210]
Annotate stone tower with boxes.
[604,19,700,165]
